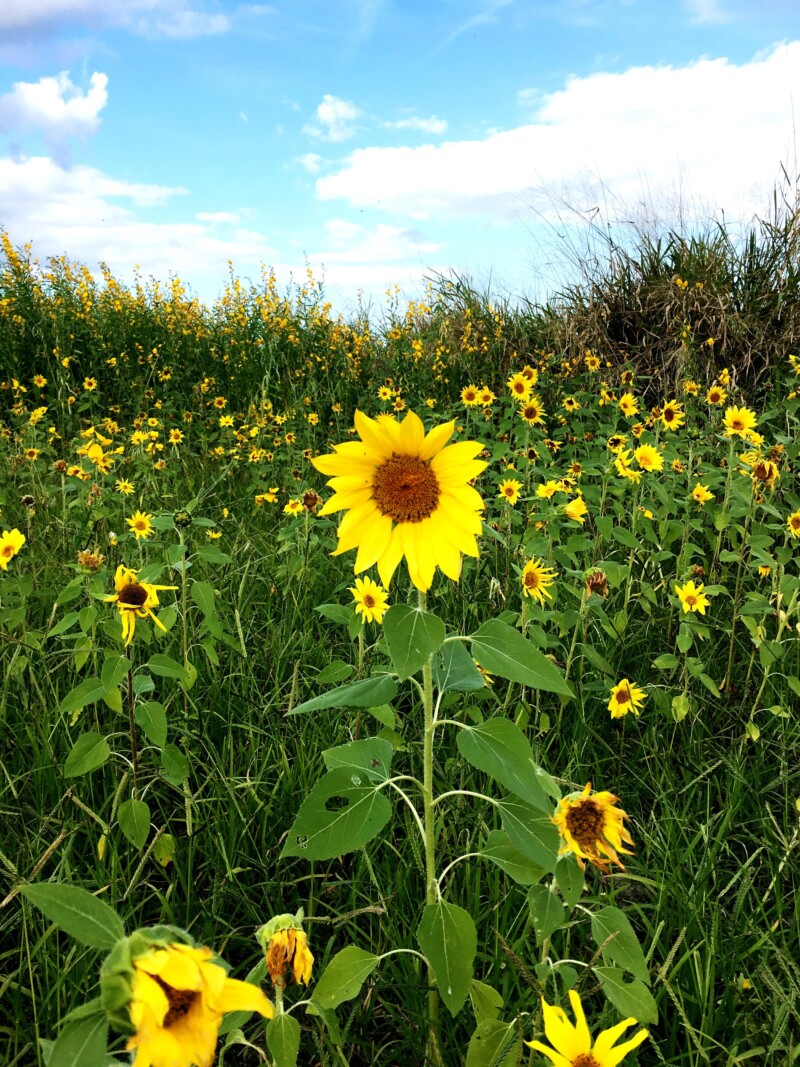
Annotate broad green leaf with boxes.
[527,885,566,945]
[161,743,188,785]
[496,798,559,872]
[58,677,106,718]
[469,621,574,698]
[153,834,176,868]
[480,830,548,886]
[457,718,549,811]
[554,854,584,910]
[118,798,150,850]
[317,660,354,685]
[265,1013,301,1067]
[64,732,111,777]
[591,906,650,983]
[653,653,679,670]
[417,901,477,1015]
[196,545,233,564]
[49,611,80,638]
[322,737,394,782]
[190,580,218,618]
[677,624,693,653]
[101,653,129,692]
[281,768,392,860]
[47,1015,109,1067]
[287,674,397,716]
[147,654,187,679]
[383,604,445,680]
[103,687,122,714]
[433,639,485,693]
[315,603,354,626]
[20,883,124,949]
[594,966,659,1024]
[135,701,168,747]
[671,693,690,722]
[305,1002,342,1044]
[465,1019,520,1067]
[312,946,380,1009]
[612,526,640,550]
[470,980,503,1025]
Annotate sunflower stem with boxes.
[419,588,443,1067]
[125,648,139,800]
[723,484,756,693]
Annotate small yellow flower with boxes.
[498,478,522,506]
[0,528,26,570]
[608,679,647,719]
[507,372,532,400]
[283,499,303,515]
[461,384,481,406]
[691,484,714,506]
[706,384,726,405]
[83,377,98,391]
[127,510,154,540]
[526,989,648,1066]
[675,579,711,614]
[618,392,639,417]
[521,557,557,606]
[349,576,389,624]
[116,479,135,496]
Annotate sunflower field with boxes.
[1,227,799,1067]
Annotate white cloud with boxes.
[383,115,448,135]
[313,218,441,264]
[0,71,108,143]
[303,95,361,143]
[683,0,731,24]
[0,0,231,38]
[317,42,800,223]
[295,152,324,173]
[195,211,242,224]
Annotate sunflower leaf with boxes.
[117,798,150,850]
[527,884,566,945]
[280,768,392,860]
[383,604,446,680]
[433,639,485,692]
[480,830,548,886]
[468,621,574,697]
[64,732,111,777]
[265,1013,301,1067]
[495,798,559,872]
[465,1019,520,1067]
[418,901,477,1016]
[591,906,650,983]
[46,1015,109,1067]
[312,946,380,1009]
[457,718,550,811]
[20,883,124,949]
[594,966,659,1025]
[286,674,397,715]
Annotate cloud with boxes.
[383,115,448,135]
[295,153,324,174]
[195,211,242,224]
[683,0,731,24]
[0,0,231,39]
[317,42,800,223]
[0,71,108,144]
[303,94,361,143]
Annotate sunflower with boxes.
[519,396,546,425]
[691,484,714,505]
[608,679,647,719]
[116,479,135,495]
[123,942,272,1067]
[526,989,648,1067]
[258,917,315,988]
[536,480,562,500]
[0,528,25,570]
[507,372,532,401]
[350,576,389,624]
[479,386,496,405]
[706,385,726,405]
[563,396,580,412]
[562,497,588,524]
[498,478,523,506]
[127,511,154,540]
[553,783,634,873]
[461,384,481,407]
[312,410,486,591]
[675,579,711,614]
[521,557,557,605]
[660,399,685,431]
[750,459,779,491]
[617,392,639,418]
[633,443,663,472]
[787,509,800,538]
[724,405,757,438]
[106,565,177,646]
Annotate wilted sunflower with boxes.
[106,565,177,646]
[553,783,634,873]
[313,410,486,591]
[526,989,648,1067]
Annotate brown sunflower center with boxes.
[731,418,744,431]
[572,1055,601,1067]
[615,687,631,706]
[118,582,148,608]
[792,517,800,531]
[363,594,375,609]
[372,455,440,524]
[154,977,199,1029]
[565,799,606,849]
[523,571,541,590]
[684,593,697,606]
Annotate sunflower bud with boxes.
[256,912,314,987]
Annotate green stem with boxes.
[125,649,139,800]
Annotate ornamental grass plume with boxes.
[312,409,486,591]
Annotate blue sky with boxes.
[1,0,799,311]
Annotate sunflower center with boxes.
[615,687,631,706]
[523,571,541,590]
[372,455,440,524]
[565,799,606,849]
[572,1055,601,1067]
[731,418,744,431]
[1,546,12,558]
[684,593,697,607]
[154,977,199,1029]
[118,582,148,608]
[363,594,375,609]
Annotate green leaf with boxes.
[527,885,566,944]
[383,604,446,680]
[49,611,80,637]
[554,853,584,910]
[64,732,111,777]
[496,798,559,872]
[469,980,503,1025]
[480,830,548,886]
[265,1013,301,1067]
[58,676,106,719]
[287,674,397,716]
[465,1019,519,1067]
[47,1015,109,1067]
[433,639,485,692]
[146,654,187,679]
[671,693,691,722]
[312,946,380,1009]
[161,743,188,785]
[153,834,176,867]
[316,603,354,626]
[101,654,129,692]
[135,701,168,747]
[322,737,394,782]
[591,906,650,983]
[190,580,218,618]
[417,901,477,1015]
[281,768,392,860]
[653,653,679,670]
[317,660,354,685]
[677,623,693,653]
[612,526,640,550]
[118,799,150,849]
[469,621,574,697]
[594,966,659,1025]
[20,884,124,949]
[457,719,549,811]
[196,545,233,564]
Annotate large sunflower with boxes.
[313,410,487,591]
[553,783,634,873]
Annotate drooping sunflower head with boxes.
[553,784,634,873]
[257,913,314,988]
[313,410,486,591]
